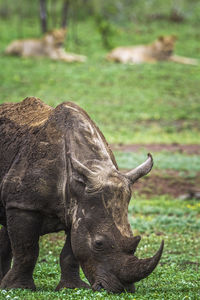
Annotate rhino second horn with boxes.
[124,235,141,254]
[125,153,153,184]
[131,235,141,253]
[121,240,164,284]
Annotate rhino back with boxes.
[0,97,52,184]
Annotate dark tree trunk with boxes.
[39,0,48,33]
[51,0,58,29]
[61,0,70,28]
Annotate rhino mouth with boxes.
[90,240,164,293]
[92,274,125,293]
[92,282,124,294]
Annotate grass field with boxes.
[0,1,200,299]
[0,14,200,144]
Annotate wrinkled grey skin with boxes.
[0,98,164,293]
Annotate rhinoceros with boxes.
[0,97,164,293]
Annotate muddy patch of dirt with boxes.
[112,143,200,155]
[111,143,200,197]
[132,170,200,198]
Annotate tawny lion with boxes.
[107,35,198,65]
[5,28,86,63]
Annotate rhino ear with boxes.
[125,153,153,184]
[70,156,95,179]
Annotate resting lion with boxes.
[5,28,86,63]
[107,35,198,65]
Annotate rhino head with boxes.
[68,153,164,293]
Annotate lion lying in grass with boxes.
[107,35,198,65]
[5,28,86,63]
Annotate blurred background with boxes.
[0,1,199,299]
[0,0,200,144]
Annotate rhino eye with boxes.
[94,240,104,250]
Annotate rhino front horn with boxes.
[121,240,164,284]
[125,153,153,184]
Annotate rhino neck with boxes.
[49,102,119,228]
[62,102,131,236]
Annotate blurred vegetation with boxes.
[1,0,200,26]
[0,1,200,144]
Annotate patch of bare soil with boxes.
[132,170,200,198]
[112,143,200,155]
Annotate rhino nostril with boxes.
[92,282,104,291]
[96,283,103,291]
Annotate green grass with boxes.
[0,196,199,300]
[0,16,200,144]
[129,195,200,234]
